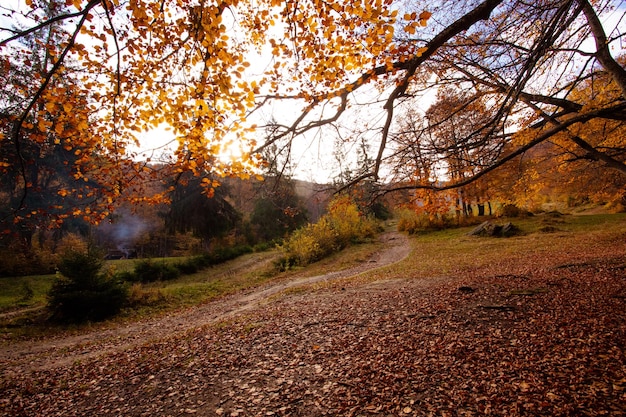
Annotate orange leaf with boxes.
[419,10,432,20]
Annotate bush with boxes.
[119,245,255,283]
[278,196,379,269]
[130,259,181,283]
[282,221,331,267]
[127,283,165,307]
[48,250,128,322]
[209,245,253,264]
[172,245,254,275]
[397,210,430,234]
[499,204,534,218]
[174,256,206,274]
[329,196,379,244]
[397,206,486,234]
[397,210,457,233]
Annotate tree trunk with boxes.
[464,202,471,216]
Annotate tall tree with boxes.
[164,173,241,244]
[249,143,308,242]
[0,0,102,245]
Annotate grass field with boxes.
[363,212,626,284]
[1,211,624,340]
[0,257,184,313]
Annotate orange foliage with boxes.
[0,0,433,229]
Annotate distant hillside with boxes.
[222,176,334,223]
[293,179,334,221]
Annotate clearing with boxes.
[1,215,626,416]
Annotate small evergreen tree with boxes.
[48,250,128,322]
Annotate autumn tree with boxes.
[164,173,241,245]
[2,0,625,227]
[511,65,626,208]
[255,0,626,202]
[0,0,102,252]
[249,181,309,243]
[248,143,308,242]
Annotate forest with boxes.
[1,0,626,414]
[1,0,625,272]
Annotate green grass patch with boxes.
[0,274,56,312]
[2,213,624,340]
[104,257,183,273]
[0,257,186,313]
[106,250,282,320]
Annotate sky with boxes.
[4,0,626,185]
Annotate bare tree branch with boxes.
[0,0,101,47]
[382,102,626,195]
[579,0,626,98]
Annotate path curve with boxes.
[0,231,410,377]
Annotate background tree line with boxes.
[1,0,624,260]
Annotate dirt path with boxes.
[0,231,410,377]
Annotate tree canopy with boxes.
[1,0,625,230]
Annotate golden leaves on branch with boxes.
[403,11,432,34]
[263,0,433,107]
[4,0,437,226]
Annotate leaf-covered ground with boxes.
[1,223,625,416]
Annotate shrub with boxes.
[127,283,165,307]
[118,245,254,283]
[131,259,181,283]
[397,207,483,234]
[174,256,206,274]
[210,245,253,263]
[327,196,379,245]
[397,210,429,234]
[499,204,534,218]
[48,250,128,322]
[0,246,56,277]
[279,197,379,268]
[396,209,454,233]
[173,245,254,275]
[282,222,330,266]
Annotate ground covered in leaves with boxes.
[1,224,626,416]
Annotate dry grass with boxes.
[2,213,624,341]
[357,213,626,285]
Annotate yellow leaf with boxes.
[419,10,432,20]
[416,46,428,56]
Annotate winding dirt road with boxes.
[0,231,410,377]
